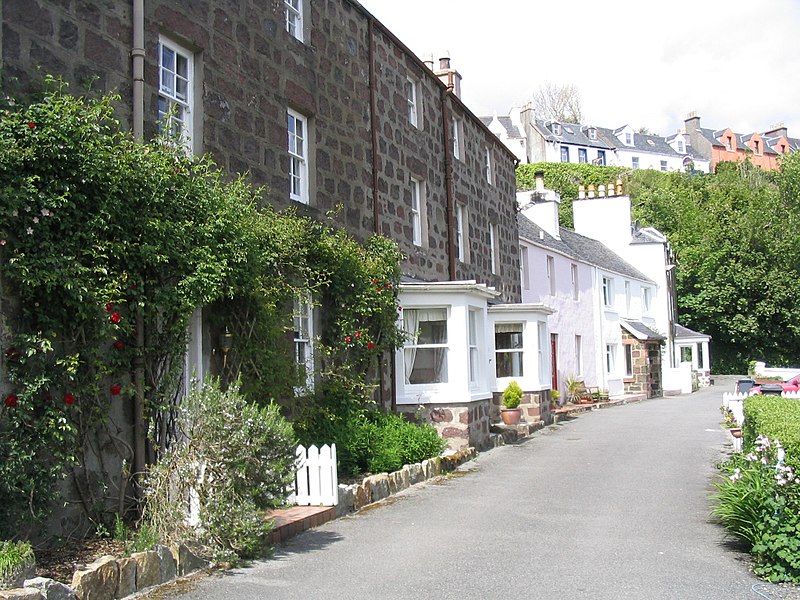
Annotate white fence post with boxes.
[294,443,338,506]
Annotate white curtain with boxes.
[403,310,420,384]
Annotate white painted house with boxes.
[517,178,663,398]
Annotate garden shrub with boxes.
[715,436,800,582]
[142,379,296,560]
[743,396,800,470]
[294,381,445,478]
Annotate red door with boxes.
[550,333,558,390]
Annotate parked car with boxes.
[748,374,800,395]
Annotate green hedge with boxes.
[743,395,800,468]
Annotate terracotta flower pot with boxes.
[729,428,743,438]
[500,408,522,425]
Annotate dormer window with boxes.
[588,127,597,140]
[677,140,684,153]
[725,136,733,151]
[551,122,561,135]
[625,132,632,145]
[754,140,761,155]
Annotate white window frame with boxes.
[288,109,309,204]
[624,343,634,378]
[537,321,548,385]
[552,123,561,135]
[560,146,570,162]
[284,0,304,42]
[520,246,529,290]
[625,132,632,145]
[588,127,597,140]
[575,334,583,377]
[602,276,614,308]
[578,148,587,163]
[451,117,461,160]
[642,287,652,313]
[404,308,449,385]
[485,147,493,184]
[293,296,314,392]
[624,280,631,313]
[632,156,640,170]
[571,263,579,300]
[158,37,194,151]
[546,255,555,295]
[495,322,524,379]
[468,309,480,388]
[660,160,668,172]
[406,77,420,128]
[606,343,617,374]
[490,224,497,275]
[456,204,466,262]
[597,150,606,165]
[677,140,685,153]
[411,176,424,246]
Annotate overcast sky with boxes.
[358,0,800,138]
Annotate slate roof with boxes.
[621,319,665,341]
[532,120,615,149]
[702,127,781,155]
[597,127,681,156]
[631,225,666,245]
[479,116,524,139]
[518,214,653,282]
[674,323,711,340]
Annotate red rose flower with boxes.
[354,331,361,338]
[105,302,114,313]
[4,394,18,407]
[345,336,352,343]
[367,342,375,350]
[110,385,122,396]
[27,122,35,129]
[387,284,393,289]
[63,393,76,405]
[110,312,121,324]
[376,286,382,292]
[113,339,125,350]
[372,279,378,284]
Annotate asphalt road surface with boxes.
[170,375,795,600]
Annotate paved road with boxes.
[171,376,790,599]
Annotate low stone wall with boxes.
[490,389,551,425]
[1,544,208,600]
[398,400,491,451]
[335,447,477,518]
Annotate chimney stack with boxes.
[433,51,462,97]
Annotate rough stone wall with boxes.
[622,333,647,395]
[3,0,519,295]
[491,390,549,424]
[647,342,662,398]
[399,399,491,451]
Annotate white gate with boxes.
[294,444,338,506]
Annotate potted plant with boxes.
[501,380,524,425]
[0,541,35,590]
[720,406,742,437]
[598,389,609,402]
[564,375,583,405]
[550,389,561,410]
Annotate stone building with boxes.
[1,1,532,449]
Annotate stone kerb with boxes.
[336,449,476,516]
[2,544,210,600]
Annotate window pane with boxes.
[495,331,523,350]
[417,319,447,345]
[496,351,523,378]
[407,347,448,383]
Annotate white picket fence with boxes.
[294,444,338,506]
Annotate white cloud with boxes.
[359,0,800,136]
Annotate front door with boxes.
[550,333,558,390]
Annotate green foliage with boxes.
[743,396,800,470]
[0,540,34,584]
[517,162,626,228]
[502,380,523,409]
[295,380,444,477]
[142,379,296,560]
[520,157,800,374]
[0,82,274,532]
[714,437,800,582]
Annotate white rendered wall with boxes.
[520,240,599,391]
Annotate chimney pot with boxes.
[578,184,585,199]
[439,52,450,70]
[588,184,595,199]
[598,184,606,197]
[534,171,545,192]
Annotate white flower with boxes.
[746,453,758,462]
[24,205,30,212]
[26,227,33,235]
[11,209,18,217]
[32,217,39,224]
[41,208,52,217]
